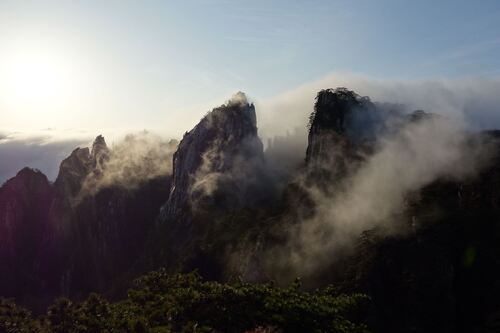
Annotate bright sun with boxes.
[0,44,77,110]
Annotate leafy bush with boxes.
[0,298,41,332]
[0,270,369,333]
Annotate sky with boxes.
[0,0,500,182]
[0,0,500,137]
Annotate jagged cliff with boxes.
[148,92,268,278]
[0,168,54,297]
[3,88,500,332]
[304,87,401,190]
[0,135,172,301]
[55,135,172,295]
[161,91,263,220]
[300,89,500,332]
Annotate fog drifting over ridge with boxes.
[0,129,171,184]
[1,74,500,184]
[269,114,495,279]
[258,73,500,141]
[0,130,92,184]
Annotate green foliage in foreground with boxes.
[0,270,369,333]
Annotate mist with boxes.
[265,99,496,279]
[2,74,499,185]
[252,76,500,204]
[79,131,178,197]
[258,74,500,147]
[0,131,91,184]
[185,94,275,212]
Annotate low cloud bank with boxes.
[258,74,500,156]
[0,130,177,188]
[80,132,177,197]
[0,131,91,184]
[274,115,494,278]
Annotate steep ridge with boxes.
[235,88,500,332]
[304,87,398,189]
[2,88,500,333]
[0,135,172,304]
[306,88,374,161]
[161,91,263,220]
[220,89,395,283]
[150,92,267,278]
[301,91,500,332]
[333,131,500,333]
[51,135,172,296]
[0,168,54,297]
[49,136,110,244]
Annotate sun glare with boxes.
[0,44,78,110]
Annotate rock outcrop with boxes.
[0,168,55,297]
[0,135,171,301]
[149,92,268,279]
[53,135,110,199]
[319,127,500,332]
[4,87,500,333]
[161,91,264,221]
[305,88,385,185]
[50,135,170,295]
[306,88,377,154]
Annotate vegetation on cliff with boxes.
[0,270,369,333]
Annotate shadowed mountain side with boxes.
[0,134,175,308]
[0,168,55,298]
[145,92,275,279]
[2,89,500,333]
[332,131,500,333]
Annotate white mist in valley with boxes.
[267,104,496,279]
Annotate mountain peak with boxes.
[309,88,370,134]
[1,167,51,193]
[305,88,379,178]
[161,92,263,219]
[227,91,249,106]
[90,135,109,170]
[92,134,106,146]
[408,110,439,123]
[16,167,45,178]
[91,135,108,157]
[215,91,256,128]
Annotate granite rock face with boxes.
[334,133,500,333]
[148,92,268,279]
[51,135,170,295]
[306,89,378,156]
[0,168,55,297]
[304,88,386,185]
[3,88,500,332]
[161,91,264,221]
[54,135,110,198]
[0,135,171,300]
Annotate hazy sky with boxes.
[0,0,500,138]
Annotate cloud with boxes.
[258,73,500,137]
[253,74,500,200]
[185,93,273,212]
[0,130,177,190]
[79,131,178,197]
[0,131,91,184]
[267,111,494,280]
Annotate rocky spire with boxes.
[90,134,110,170]
[53,135,110,198]
[53,147,92,197]
[304,88,381,183]
[160,91,263,220]
[91,135,108,158]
